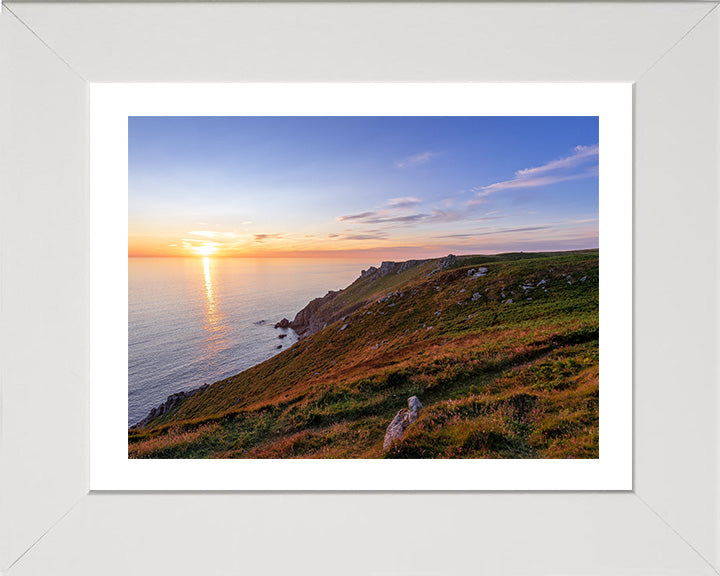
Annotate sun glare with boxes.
[194,244,217,257]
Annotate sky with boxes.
[128,116,599,260]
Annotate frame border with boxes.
[1,2,718,574]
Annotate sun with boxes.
[193,244,217,257]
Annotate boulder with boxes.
[383,396,423,450]
[467,267,488,278]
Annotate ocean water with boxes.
[128,257,367,426]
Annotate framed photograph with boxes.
[90,83,631,490]
[2,2,718,575]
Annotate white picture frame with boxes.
[1,2,718,574]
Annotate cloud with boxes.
[396,151,439,169]
[489,226,552,235]
[515,144,599,178]
[253,233,284,243]
[476,144,599,196]
[433,226,552,240]
[334,196,503,232]
[338,211,430,225]
[567,217,599,224]
[342,233,389,241]
[189,230,220,239]
[359,213,430,225]
[336,211,378,222]
[433,233,479,239]
[328,230,389,241]
[335,206,496,228]
[480,171,596,194]
[387,197,422,208]
[378,214,429,223]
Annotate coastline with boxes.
[127,258,435,430]
[128,250,598,435]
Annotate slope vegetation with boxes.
[128,250,599,459]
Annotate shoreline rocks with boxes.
[130,383,209,430]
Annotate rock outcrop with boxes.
[361,259,422,281]
[130,383,209,429]
[383,396,423,450]
[275,289,343,338]
[277,257,426,339]
[427,254,457,276]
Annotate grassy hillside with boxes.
[128,250,599,459]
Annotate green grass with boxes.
[129,249,599,459]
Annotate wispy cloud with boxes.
[363,214,430,224]
[343,233,389,241]
[475,144,599,197]
[433,226,552,240]
[387,197,422,208]
[328,231,389,241]
[253,233,284,243]
[396,151,439,169]
[516,144,598,178]
[481,170,597,194]
[335,205,501,228]
[336,211,378,222]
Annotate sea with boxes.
[128,257,367,426]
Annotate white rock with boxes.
[383,396,423,450]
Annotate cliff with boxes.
[273,256,441,338]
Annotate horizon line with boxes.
[128,247,599,259]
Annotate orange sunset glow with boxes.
[129,117,599,260]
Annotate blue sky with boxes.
[129,116,598,259]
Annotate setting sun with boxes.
[193,244,217,257]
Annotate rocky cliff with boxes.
[274,289,344,338]
[274,256,436,338]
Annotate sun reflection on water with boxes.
[201,257,227,354]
